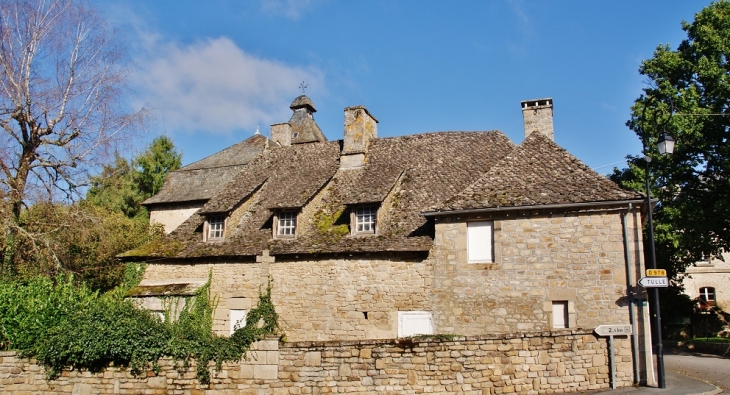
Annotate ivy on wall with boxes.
[0,265,281,383]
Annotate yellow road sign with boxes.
[646,269,667,277]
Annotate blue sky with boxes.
[98,0,712,174]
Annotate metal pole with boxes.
[609,335,616,389]
[644,154,666,388]
[622,205,641,384]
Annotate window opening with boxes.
[354,206,377,234]
[230,309,247,335]
[208,215,225,240]
[277,210,297,237]
[398,311,433,337]
[699,287,716,306]
[467,221,493,263]
[552,301,569,328]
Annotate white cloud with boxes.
[131,36,324,135]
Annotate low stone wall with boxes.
[0,330,633,394]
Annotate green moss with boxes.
[126,283,197,297]
[118,239,183,258]
[312,206,349,243]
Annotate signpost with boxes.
[594,324,633,389]
[638,276,668,288]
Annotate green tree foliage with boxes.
[614,1,730,280]
[0,272,282,383]
[85,136,182,222]
[12,203,162,290]
[135,136,182,199]
[2,136,180,288]
[0,0,145,275]
[85,156,148,222]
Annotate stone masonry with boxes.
[430,208,645,335]
[141,253,431,341]
[0,331,631,394]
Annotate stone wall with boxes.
[149,202,204,234]
[430,209,644,335]
[682,251,730,311]
[0,331,633,394]
[142,253,431,340]
[141,208,650,344]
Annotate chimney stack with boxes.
[521,98,553,141]
[270,123,292,147]
[340,106,378,169]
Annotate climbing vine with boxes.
[0,267,282,384]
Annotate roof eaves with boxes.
[421,199,648,217]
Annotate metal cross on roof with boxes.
[299,81,308,94]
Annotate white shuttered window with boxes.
[552,301,569,329]
[398,311,433,337]
[467,221,493,263]
[230,309,247,335]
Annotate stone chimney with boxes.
[521,98,553,141]
[270,123,292,147]
[341,106,378,169]
[269,95,327,147]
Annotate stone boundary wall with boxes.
[0,330,633,394]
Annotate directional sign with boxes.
[646,269,667,277]
[594,324,633,337]
[638,276,668,288]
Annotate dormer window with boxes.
[352,205,377,235]
[275,210,297,239]
[206,215,225,241]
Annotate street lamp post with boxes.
[643,131,674,389]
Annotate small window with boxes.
[230,309,247,335]
[699,287,716,306]
[276,210,297,238]
[552,301,569,328]
[467,221,493,263]
[398,311,433,337]
[353,206,377,235]
[207,215,225,240]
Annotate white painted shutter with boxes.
[552,302,568,328]
[398,311,433,337]
[467,221,493,262]
[230,309,247,334]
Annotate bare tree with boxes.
[0,0,143,273]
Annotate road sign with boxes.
[594,324,633,389]
[639,276,669,288]
[646,269,667,277]
[594,324,633,337]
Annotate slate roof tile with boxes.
[143,134,269,205]
[431,132,643,212]
[124,131,515,260]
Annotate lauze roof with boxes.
[142,133,270,205]
[123,117,641,261]
[122,131,518,260]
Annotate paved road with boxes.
[591,348,730,395]
[664,348,730,392]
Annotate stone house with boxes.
[682,252,730,311]
[122,95,655,381]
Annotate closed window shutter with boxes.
[398,311,433,337]
[230,309,247,334]
[467,221,493,262]
[552,302,568,328]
